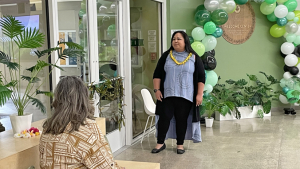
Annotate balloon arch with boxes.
[191,0,300,104]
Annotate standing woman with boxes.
[152,31,205,154]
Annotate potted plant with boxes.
[88,74,125,131]
[244,71,280,118]
[0,16,84,134]
[200,90,235,127]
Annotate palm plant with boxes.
[0,16,84,116]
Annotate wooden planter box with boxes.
[215,105,271,121]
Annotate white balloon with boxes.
[204,84,213,93]
[204,0,220,11]
[284,54,298,66]
[279,94,289,104]
[202,35,217,52]
[274,5,288,18]
[281,42,295,55]
[283,72,293,79]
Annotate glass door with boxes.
[130,0,162,138]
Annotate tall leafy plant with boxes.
[201,87,235,119]
[0,16,84,116]
[245,71,280,117]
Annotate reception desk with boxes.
[0,118,160,169]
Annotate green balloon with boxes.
[78,9,86,19]
[194,10,211,26]
[189,36,194,44]
[211,9,228,25]
[205,70,218,87]
[267,12,277,22]
[107,24,116,38]
[195,4,206,14]
[191,41,205,56]
[277,0,288,3]
[204,21,216,34]
[294,17,299,22]
[234,0,248,5]
[286,90,299,103]
[265,0,276,4]
[286,12,295,20]
[286,33,296,42]
[260,2,276,15]
[192,27,206,41]
[284,0,298,12]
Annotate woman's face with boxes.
[172,33,185,52]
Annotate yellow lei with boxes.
[170,50,192,65]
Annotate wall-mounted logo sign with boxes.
[220,3,255,45]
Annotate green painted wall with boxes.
[167,1,285,107]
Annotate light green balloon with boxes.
[286,12,295,20]
[294,35,300,45]
[202,35,217,52]
[294,17,299,22]
[260,2,276,15]
[192,27,205,41]
[280,78,287,87]
[286,33,296,42]
[191,41,205,56]
[205,70,218,87]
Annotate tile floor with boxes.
[115,111,300,169]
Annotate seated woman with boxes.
[39,76,123,169]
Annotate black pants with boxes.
[157,97,193,145]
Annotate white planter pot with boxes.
[215,105,271,121]
[9,113,33,134]
[205,117,214,127]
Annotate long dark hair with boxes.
[43,76,95,134]
[168,31,199,56]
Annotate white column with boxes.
[48,0,60,89]
[122,0,133,146]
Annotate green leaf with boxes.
[0,16,24,39]
[15,27,45,48]
[0,85,12,106]
[262,100,271,114]
[28,95,46,114]
[225,79,235,84]
[26,61,63,72]
[225,101,235,111]
[58,42,84,50]
[199,105,206,116]
[59,48,84,58]
[36,90,54,97]
[5,80,17,88]
[257,109,264,118]
[236,79,247,86]
[247,74,258,81]
[34,47,61,58]
[21,75,40,83]
[219,105,229,116]
[0,51,19,70]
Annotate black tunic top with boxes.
[153,51,206,122]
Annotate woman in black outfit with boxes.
[151,31,205,154]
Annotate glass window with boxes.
[130,0,161,138]
[97,0,120,134]
[57,0,89,83]
[0,0,49,128]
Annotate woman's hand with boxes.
[196,94,203,106]
[155,90,163,102]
